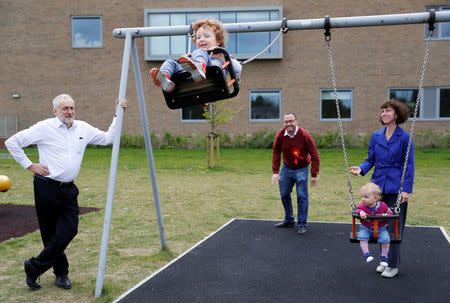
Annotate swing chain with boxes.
[325,33,356,212]
[240,17,288,65]
[394,20,434,214]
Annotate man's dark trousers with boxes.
[30,176,79,276]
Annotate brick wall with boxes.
[1,0,449,137]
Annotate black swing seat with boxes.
[349,213,402,244]
[163,47,240,110]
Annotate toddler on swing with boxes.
[356,182,392,270]
[150,18,242,93]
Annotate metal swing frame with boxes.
[94,10,450,297]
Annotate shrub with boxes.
[115,130,447,149]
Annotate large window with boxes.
[144,7,283,61]
[71,16,102,48]
[425,6,450,40]
[389,89,420,117]
[320,89,353,121]
[389,87,450,120]
[249,90,281,122]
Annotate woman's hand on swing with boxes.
[350,166,361,176]
[400,192,409,203]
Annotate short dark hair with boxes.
[380,99,410,125]
[283,112,297,120]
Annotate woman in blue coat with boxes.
[350,99,414,278]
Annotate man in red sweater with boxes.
[272,113,320,234]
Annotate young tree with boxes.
[202,99,240,167]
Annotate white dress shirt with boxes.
[5,117,117,182]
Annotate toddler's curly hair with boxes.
[192,18,227,48]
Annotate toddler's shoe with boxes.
[377,256,389,272]
[179,55,206,82]
[150,68,175,93]
[363,252,374,263]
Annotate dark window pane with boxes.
[439,88,450,117]
[250,91,280,120]
[321,90,352,119]
[182,105,205,120]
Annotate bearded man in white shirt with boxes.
[5,94,127,290]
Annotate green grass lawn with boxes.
[0,147,448,303]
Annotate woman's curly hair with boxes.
[380,99,410,125]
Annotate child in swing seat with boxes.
[356,182,392,268]
[149,17,242,93]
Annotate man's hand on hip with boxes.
[28,164,50,176]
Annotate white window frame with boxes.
[144,7,283,61]
[71,15,103,48]
[388,87,450,121]
[320,88,353,121]
[249,89,282,122]
[425,6,450,40]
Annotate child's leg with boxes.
[381,243,389,257]
[379,243,389,269]
[358,226,374,262]
[149,59,182,92]
[160,59,184,78]
[377,227,390,271]
[179,50,207,82]
[360,241,369,254]
[190,49,209,65]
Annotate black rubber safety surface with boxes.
[116,219,449,303]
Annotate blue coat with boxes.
[359,126,414,194]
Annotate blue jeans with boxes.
[358,225,390,243]
[278,164,309,227]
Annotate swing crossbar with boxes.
[113,11,450,39]
[350,213,401,244]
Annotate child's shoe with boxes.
[150,68,175,93]
[363,252,374,263]
[179,55,206,82]
[377,256,389,272]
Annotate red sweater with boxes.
[356,201,393,228]
[272,127,320,177]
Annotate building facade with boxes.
[1,0,449,139]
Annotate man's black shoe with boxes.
[24,259,41,290]
[55,275,72,289]
[297,226,307,235]
[275,221,295,228]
